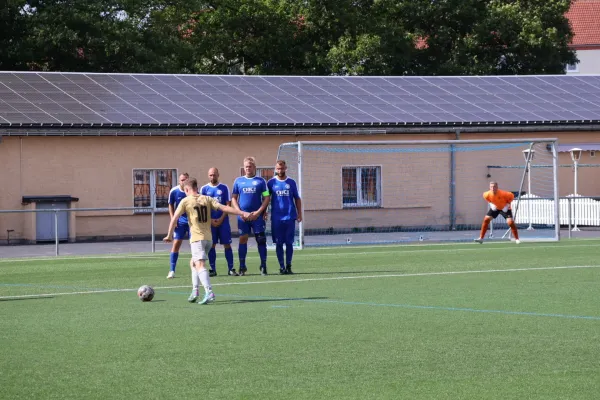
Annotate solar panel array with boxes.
[1,72,600,127]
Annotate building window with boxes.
[133,169,177,213]
[566,63,579,73]
[239,167,274,181]
[342,166,381,208]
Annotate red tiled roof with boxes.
[566,0,600,46]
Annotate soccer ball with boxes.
[137,285,155,302]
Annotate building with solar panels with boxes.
[1,71,600,245]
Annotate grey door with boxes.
[36,203,69,242]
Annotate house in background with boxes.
[1,72,600,244]
[565,0,600,74]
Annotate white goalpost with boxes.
[273,138,560,248]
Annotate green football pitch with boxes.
[1,240,599,399]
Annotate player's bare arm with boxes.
[249,195,271,221]
[216,203,250,220]
[296,198,303,223]
[213,200,231,227]
[164,207,185,242]
[231,194,241,211]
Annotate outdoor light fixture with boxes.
[522,149,535,230]
[569,147,582,231]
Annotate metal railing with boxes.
[2,197,600,256]
[0,207,158,256]
[489,196,600,239]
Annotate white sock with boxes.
[198,269,212,292]
[192,268,199,292]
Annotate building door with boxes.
[36,203,69,242]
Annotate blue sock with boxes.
[208,247,216,271]
[258,244,267,267]
[169,252,179,272]
[239,244,247,269]
[224,247,234,270]
[275,244,284,269]
[285,244,294,267]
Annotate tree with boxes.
[1,0,577,75]
[175,0,310,74]
[0,0,29,69]
[16,0,192,72]
[393,0,577,75]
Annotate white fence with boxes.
[514,194,600,226]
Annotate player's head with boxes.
[243,156,256,178]
[208,167,219,185]
[489,181,498,194]
[183,177,199,195]
[178,172,189,190]
[275,160,287,178]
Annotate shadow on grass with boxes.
[282,270,398,276]
[216,296,328,306]
[229,270,399,277]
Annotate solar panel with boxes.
[2,72,600,126]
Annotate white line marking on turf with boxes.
[0,255,165,263]
[2,241,600,263]
[0,265,598,300]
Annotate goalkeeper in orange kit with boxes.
[474,181,520,244]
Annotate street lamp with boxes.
[570,147,582,231]
[522,149,535,230]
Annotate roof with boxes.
[21,195,79,204]
[1,72,600,129]
[566,0,600,46]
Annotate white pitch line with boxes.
[0,255,165,263]
[2,241,600,263]
[1,265,598,300]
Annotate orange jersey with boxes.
[483,189,514,210]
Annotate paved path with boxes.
[0,229,598,259]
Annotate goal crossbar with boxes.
[275,138,560,248]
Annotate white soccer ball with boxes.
[137,285,155,302]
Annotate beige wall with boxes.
[1,131,599,241]
[567,49,600,74]
[0,138,29,241]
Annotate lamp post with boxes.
[570,148,582,232]
[522,149,535,230]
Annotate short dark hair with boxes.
[184,178,198,190]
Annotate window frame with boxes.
[566,62,579,73]
[341,165,382,209]
[132,168,178,214]
[238,166,274,182]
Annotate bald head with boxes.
[208,167,220,185]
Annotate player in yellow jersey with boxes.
[474,181,520,244]
[164,178,250,304]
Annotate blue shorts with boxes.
[271,219,296,245]
[211,219,232,245]
[237,216,266,236]
[173,221,190,240]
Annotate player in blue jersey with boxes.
[231,156,270,276]
[201,167,238,277]
[267,160,302,275]
[167,172,190,279]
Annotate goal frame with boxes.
[278,138,560,249]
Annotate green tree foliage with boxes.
[396,0,577,75]
[0,0,29,69]
[0,0,577,75]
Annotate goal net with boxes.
[273,139,560,248]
